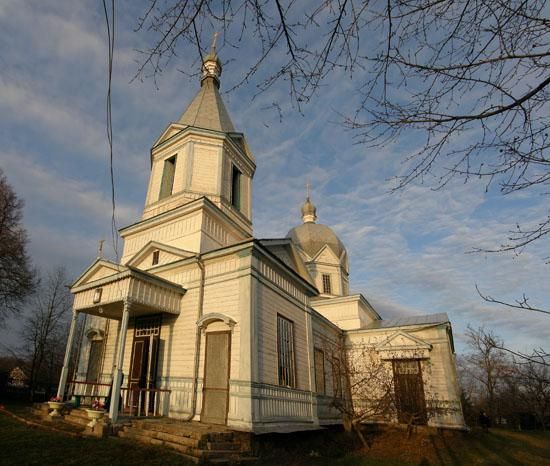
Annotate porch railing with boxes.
[67,380,171,418]
[120,387,171,417]
[68,380,111,405]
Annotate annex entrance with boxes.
[392,359,427,425]
[128,315,161,413]
[201,331,231,425]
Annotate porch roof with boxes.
[71,260,185,319]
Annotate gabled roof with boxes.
[258,238,316,288]
[178,77,235,133]
[375,331,433,352]
[70,258,123,288]
[125,241,196,268]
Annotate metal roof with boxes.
[177,76,235,132]
[364,312,449,329]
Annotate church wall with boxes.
[345,325,465,429]
[121,212,203,262]
[254,282,309,389]
[311,313,345,424]
[241,250,324,431]
[307,262,345,297]
[312,296,376,330]
[190,143,221,194]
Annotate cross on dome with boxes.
[202,32,222,87]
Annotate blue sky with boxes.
[1,1,548,355]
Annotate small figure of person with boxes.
[479,410,491,432]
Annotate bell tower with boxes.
[119,43,256,263]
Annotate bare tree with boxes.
[132,1,549,317]
[133,1,549,252]
[20,267,72,399]
[463,326,511,420]
[517,355,550,430]
[0,169,36,325]
[325,341,396,447]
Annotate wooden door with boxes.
[393,359,427,425]
[201,331,230,425]
[128,336,159,412]
[86,340,102,395]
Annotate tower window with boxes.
[152,250,160,265]
[322,274,332,294]
[231,165,242,210]
[159,155,177,200]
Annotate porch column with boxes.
[57,309,79,399]
[109,299,131,422]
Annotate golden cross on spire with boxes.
[305,179,311,200]
[211,31,220,50]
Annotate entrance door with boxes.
[201,331,231,425]
[128,335,159,413]
[86,340,103,396]
[392,359,427,425]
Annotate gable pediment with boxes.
[376,331,432,359]
[71,259,123,288]
[311,244,340,265]
[126,241,195,270]
[152,123,186,149]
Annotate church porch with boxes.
[58,262,185,423]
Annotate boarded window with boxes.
[277,315,296,388]
[322,274,332,294]
[159,155,177,200]
[152,250,160,265]
[314,348,325,394]
[231,165,241,210]
[331,358,343,397]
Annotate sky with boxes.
[0,1,548,356]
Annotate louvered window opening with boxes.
[152,250,160,265]
[277,315,296,388]
[231,165,242,211]
[159,155,177,200]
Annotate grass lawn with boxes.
[0,410,195,466]
[254,425,550,466]
[1,406,549,465]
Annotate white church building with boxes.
[57,47,465,433]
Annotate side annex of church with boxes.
[57,47,465,433]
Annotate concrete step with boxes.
[118,430,201,464]
[64,414,90,427]
[119,421,255,464]
[133,421,234,442]
[123,426,201,448]
[66,408,91,418]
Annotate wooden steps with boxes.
[118,419,255,464]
